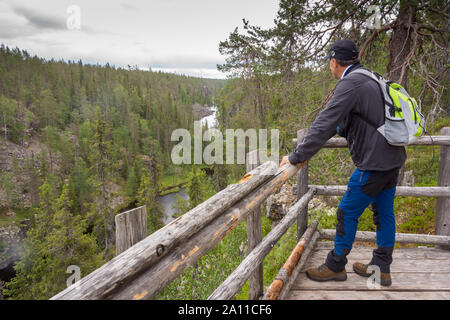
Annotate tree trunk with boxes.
[3,112,7,140]
[387,0,417,87]
[255,80,265,129]
[387,1,417,184]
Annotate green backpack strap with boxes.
[351,69,393,107]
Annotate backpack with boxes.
[352,68,426,146]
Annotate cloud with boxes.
[12,4,66,31]
[149,54,222,69]
[120,2,138,11]
[0,2,97,39]
[0,0,278,79]
[0,2,32,38]
[152,67,226,79]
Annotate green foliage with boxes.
[395,197,436,235]
[137,167,165,234]
[78,120,93,165]
[125,167,138,197]
[157,218,249,300]
[0,95,23,143]
[71,157,94,215]
[4,180,103,299]
[171,194,190,219]
[38,89,62,129]
[0,171,19,208]
[186,166,206,208]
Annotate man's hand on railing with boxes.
[280,155,306,169]
[279,155,291,167]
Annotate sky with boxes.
[0,0,279,79]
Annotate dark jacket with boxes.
[288,62,406,171]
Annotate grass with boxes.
[160,171,188,188]
[235,215,299,300]
[159,165,191,196]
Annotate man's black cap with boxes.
[324,39,359,61]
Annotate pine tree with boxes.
[89,107,114,254]
[39,89,61,129]
[186,166,215,208]
[186,166,204,208]
[125,166,138,198]
[4,181,103,299]
[0,95,18,141]
[137,168,165,234]
[71,157,93,215]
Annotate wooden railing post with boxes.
[245,150,263,299]
[115,205,147,255]
[295,129,309,240]
[436,127,450,249]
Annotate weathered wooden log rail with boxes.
[51,158,304,300]
[311,185,450,197]
[292,135,450,147]
[51,128,450,300]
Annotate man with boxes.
[279,39,406,286]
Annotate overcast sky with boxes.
[0,0,279,79]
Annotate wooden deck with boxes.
[286,242,450,300]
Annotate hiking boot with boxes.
[306,264,347,282]
[353,262,392,287]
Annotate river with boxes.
[200,105,217,128]
[157,188,188,225]
[158,105,217,225]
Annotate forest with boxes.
[0,0,449,300]
[0,43,226,299]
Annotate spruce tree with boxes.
[90,107,114,255]
[137,142,164,233]
[4,181,103,299]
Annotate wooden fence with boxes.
[115,206,147,256]
[51,128,450,300]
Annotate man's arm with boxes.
[287,79,357,165]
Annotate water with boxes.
[157,188,188,225]
[200,105,218,128]
[158,105,217,225]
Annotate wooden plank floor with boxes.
[286,242,450,300]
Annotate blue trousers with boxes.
[325,167,400,273]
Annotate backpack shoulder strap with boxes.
[350,68,382,83]
[347,68,386,130]
[352,68,396,110]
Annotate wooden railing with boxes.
[292,127,450,250]
[51,127,450,300]
[260,126,450,300]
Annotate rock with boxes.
[266,184,297,222]
[0,219,29,272]
[192,102,214,119]
[0,137,47,208]
[266,196,285,221]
